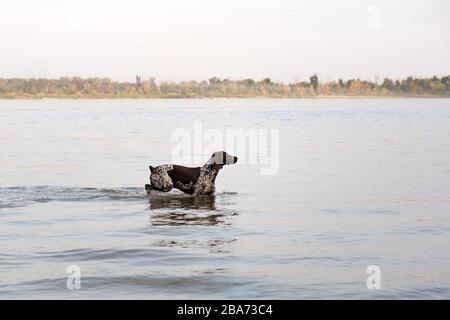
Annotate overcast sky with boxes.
[0,0,449,82]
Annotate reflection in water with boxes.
[148,193,238,226]
[152,238,237,254]
[150,211,229,226]
[148,194,216,210]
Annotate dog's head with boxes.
[208,151,238,168]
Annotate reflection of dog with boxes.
[145,151,238,196]
[149,194,216,210]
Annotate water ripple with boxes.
[0,186,147,209]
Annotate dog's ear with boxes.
[149,165,155,172]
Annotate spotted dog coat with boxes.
[146,151,238,196]
[149,164,174,192]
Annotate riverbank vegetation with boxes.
[0,75,449,99]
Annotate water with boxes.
[0,98,449,299]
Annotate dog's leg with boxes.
[193,188,200,197]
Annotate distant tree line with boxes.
[0,75,449,98]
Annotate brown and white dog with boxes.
[145,151,238,196]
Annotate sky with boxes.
[0,0,449,82]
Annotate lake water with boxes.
[0,98,449,299]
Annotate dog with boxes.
[145,151,238,196]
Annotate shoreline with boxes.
[2,75,448,100]
[1,95,449,100]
